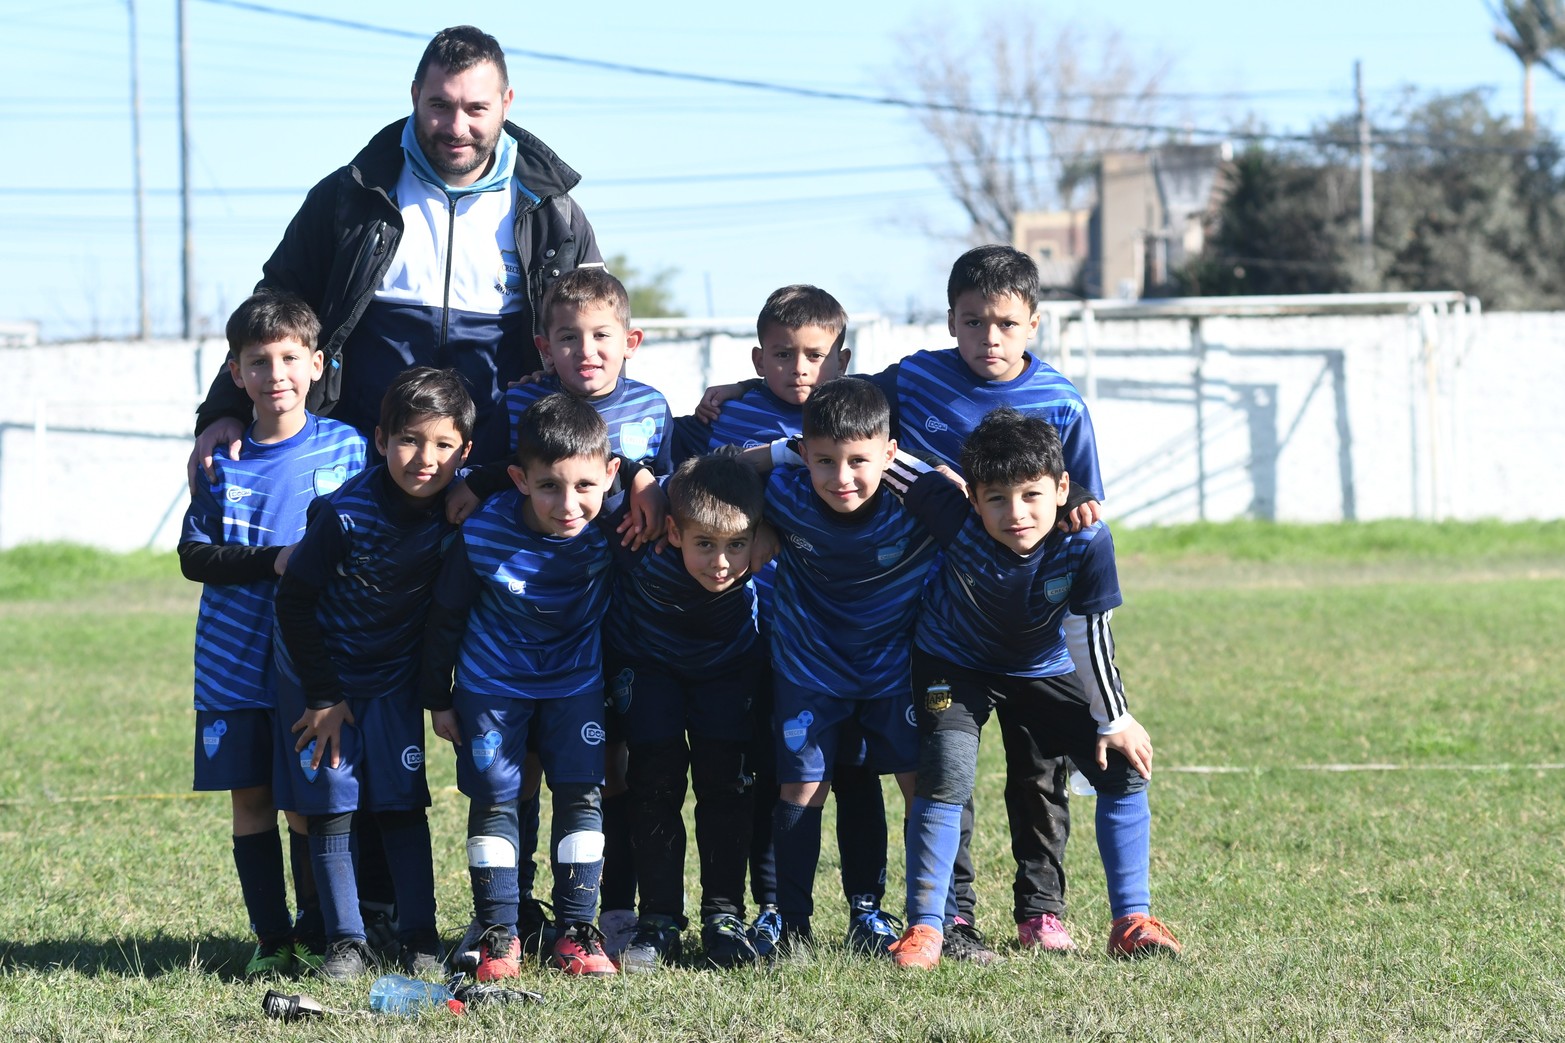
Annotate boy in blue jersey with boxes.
[180,291,368,977]
[750,378,936,952]
[272,366,474,980]
[421,393,633,980]
[878,407,1181,968]
[606,452,770,972]
[678,285,902,957]
[703,246,1099,954]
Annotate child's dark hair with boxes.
[756,284,848,351]
[415,25,509,87]
[801,378,889,443]
[947,245,1042,312]
[542,266,631,331]
[667,450,764,535]
[515,393,611,468]
[961,406,1065,487]
[378,367,477,443]
[225,290,320,359]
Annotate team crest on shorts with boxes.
[400,746,424,772]
[610,668,635,715]
[581,722,607,746]
[298,742,319,783]
[925,681,952,714]
[1044,576,1072,603]
[618,418,658,462]
[313,465,348,496]
[781,710,814,753]
[472,730,502,773]
[201,718,227,759]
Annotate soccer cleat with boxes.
[550,921,619,976]
[1018,911,1077,952]
[748,906,784,960]
[473,924,522,981]
[701,914,758,969]
[1107,913,1182,960]
[845,906,903,957]
[942,917,1003,965]
[398,929,444,978]
[316,938,374,980]
[359,900,399,959]
[618,916,684,974]
[517,896,558,958]
[888,924,944,970]
[597,907,638,962]
[244,938,295,978]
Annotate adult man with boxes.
[191,24,601,479]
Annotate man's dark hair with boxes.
[947,244,1043,312]
[961,406,1065,487]
[378,366,477,442]
[515,393,610,468]
[801,378,890,443]
[225,290,320,359]
[542,266,632,331]
[415,25,509,88]
[756,284,848,351]
[666,451,764,534]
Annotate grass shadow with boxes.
[0,933,254,979]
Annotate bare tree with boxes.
[1489,0,1565,131]
[890,8,1172,243]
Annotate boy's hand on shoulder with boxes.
[446,480,481,525]
[1097,718,1153,780]
[507,368,548,389]
[431,709,462,747]
[1059,498,1103,533]
[617,468,667,549]
[934,464,968,497]
[273,542,298,576]
[292,701,356,771]
[694,382,744,423]
[751,522,779,570]
[188,417,245,491]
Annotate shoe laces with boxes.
[561,920,609,955]
[855,908,904,938]
[751,909,783,939]
[476,923,514,955]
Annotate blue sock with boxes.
[905,798,963,930]
[233,828,291,942]
[468,800,520,933]
[377,810,437,937]
[1096,789,1152,920]
[772,801,822,927]
[552,858,605,926]
[308,818,364,942]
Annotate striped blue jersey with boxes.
[764,469,937,699]
[435,487,616,699]
[895,467,1122,677]
[275,466,455,700]
[473,373,674,474]
[182,415,367,711]
[605,540,759,671]
[885,349,1104,499]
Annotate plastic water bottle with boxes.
[368,973,463,1016]
[1067,769,1097,798]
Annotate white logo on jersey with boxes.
[507,578,527,595]
[225,486,254,503]
[923,416,950,434]
[788,533,816,553]
[401,746,424,771]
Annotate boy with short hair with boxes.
[753,378,936,950]
[605,452,770,971]
[179,290,367,977]
[702,246,1101,955]
[421,393,634,980]
[879,407,1179,968]
[679,284,900,956]
[273,366,474,979]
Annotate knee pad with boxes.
[915,730,981,805]
[467,834,518,869]
[689,737,749,796]
[556,830,606,864]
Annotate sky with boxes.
[5,0,1564,341]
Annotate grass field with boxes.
[1,523,1563,1042]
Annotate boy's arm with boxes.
[669,413,710,467]
[1066,609,1152,779]
[694,378,765,423]
[178,542,287,583]
[879,449,968,544]
[650,403,676,477]
[419,539,481,715]
[465,399,513,474]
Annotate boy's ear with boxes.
[457,440,472,467]
[1026,309,1041,339]
[534,333,551,356]
[373,425,387,458]
[623,327,644,356]
[227,357,244,390]
[946,308,957,338]
[507,462,529,494]
[308,349,324,382]
[605,455,621,482]
[664,515,683,547]
[883,437,897,464]
[1056,471,1071,506]
[751,345,765,377]
[837,346,852,374]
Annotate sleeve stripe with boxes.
[1084,610,1128,722]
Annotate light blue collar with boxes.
[401,116,518,198]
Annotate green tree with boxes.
[1488,0,1565,132]
[603,253,684,318]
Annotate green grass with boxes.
[1,528,1563,1041]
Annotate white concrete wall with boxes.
[1,309,1559,551]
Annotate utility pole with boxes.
[1355,60,1374,284]
[177,0,196,339]
[127,0,150,339]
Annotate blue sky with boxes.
[5,0,1561,340]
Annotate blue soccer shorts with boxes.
[771,677,919,784]
[193,707,275,792]
[273,680,431,815]
[452,687,608,804]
